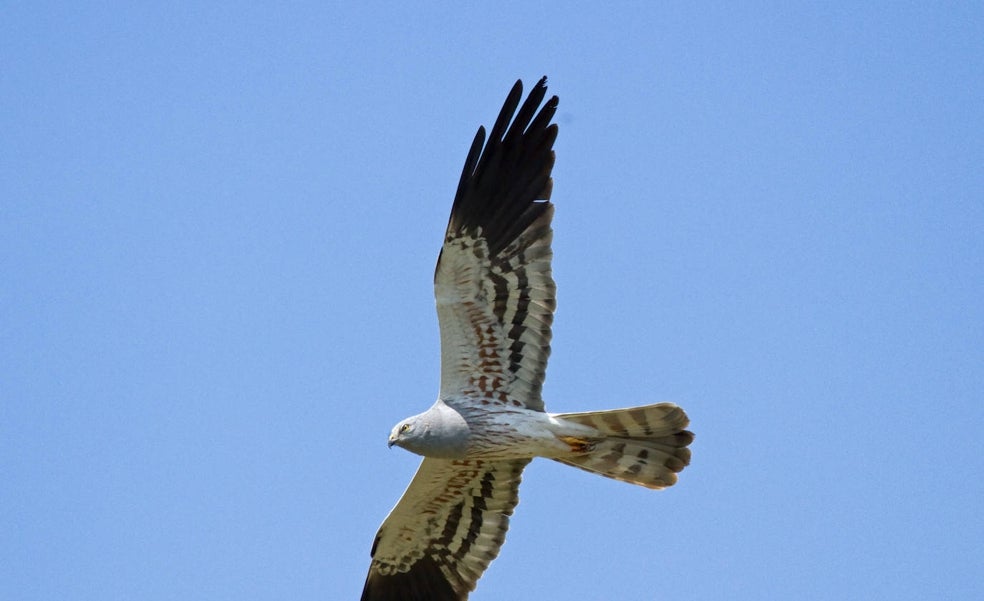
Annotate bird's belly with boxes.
[462,410,594,460]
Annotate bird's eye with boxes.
[400,423,411,433]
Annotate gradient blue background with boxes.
[3,3,982,600]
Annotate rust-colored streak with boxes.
[557,435,595,454]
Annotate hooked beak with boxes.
[388,434,397,448]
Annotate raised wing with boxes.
[360,458,530,601]
[435,77,559,411]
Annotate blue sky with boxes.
[3,3,983,600]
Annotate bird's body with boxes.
[361,77,693,601]
[391,399,597,460]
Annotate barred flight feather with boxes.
[361,459,528,601]
[435,76,558,411]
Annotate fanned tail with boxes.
[552,403,693,490]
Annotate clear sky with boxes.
[3,3,983,600]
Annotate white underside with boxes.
[463,407,599,460]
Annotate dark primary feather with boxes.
[360,555,458,601]
[442,76,558,259]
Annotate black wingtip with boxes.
[361,555,459,601]
[445,76,559,255]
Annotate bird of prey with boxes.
[360,77,693,601]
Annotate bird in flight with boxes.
[360,77,693,601]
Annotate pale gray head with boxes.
[387,400,471,459]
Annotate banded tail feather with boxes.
[553,404,693,490]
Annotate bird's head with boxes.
[387,416,422,450]
[386,403,470,459]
